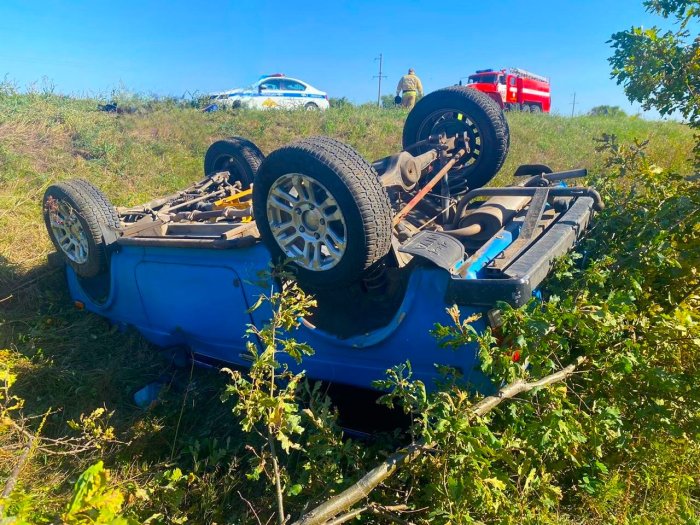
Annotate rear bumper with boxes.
[445,196,595,307]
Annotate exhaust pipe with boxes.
[445,195,530,240]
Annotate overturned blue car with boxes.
[43,87,601,390]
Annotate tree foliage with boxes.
[328,96,353,109]
[609,1,699,124]
[221,273,317,524]
[360,135,700,523]
[588,105,629,117]
[381,94,399,108]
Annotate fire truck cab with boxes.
[465,68,551,113]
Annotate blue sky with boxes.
[0,0,674,116]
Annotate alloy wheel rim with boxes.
[266,173,347,271]
[48,200,89,264]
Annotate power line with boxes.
[373,53,386,107]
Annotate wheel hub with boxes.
[300,207,322,231]
[418,109,482,168]
[266,173,347,271]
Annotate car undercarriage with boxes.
[43,86,601,390]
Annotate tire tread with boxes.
[43,179,120,277]
[402,86,510,188]
[203,137,265,185]
[254,137,392,286]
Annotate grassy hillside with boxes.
[0,90,697,524]
[0,92,695,275]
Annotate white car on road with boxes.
[210,74,329,110]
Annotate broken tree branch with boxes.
[324,506,368,525]
[324,504,411,525]
[0,409,49,515]
[368,504,414,525]
[0,435,34,515]
[291,356,586,525]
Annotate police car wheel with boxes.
[304,102,319,110]
[203,137,265,188]
[253,136,392,288]
[402,86,509,192]
[43,179,120,278]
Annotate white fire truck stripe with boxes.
[522,88,551,98]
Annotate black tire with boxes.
[530,104,542,113]
[304,102,319,110]
[402,86,510,191]
[521,104,531,113]
[203,137,265,188]
[253,136,392,287]
[43,179,120,278]
[502,110,511,152]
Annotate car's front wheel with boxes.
[43,179,120,278]
[253,137,392,288]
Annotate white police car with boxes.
[209,74,329,111]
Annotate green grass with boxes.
[0,90,696,523]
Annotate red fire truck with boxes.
[463,68,551,113]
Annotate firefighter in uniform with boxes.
[396,68,423,109]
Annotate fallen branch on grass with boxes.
[292,356,587,525]
[0,410,49,515]
[0,436,35,515]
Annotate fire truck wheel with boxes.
[253,136,392,288]
[521,104,531,113]
[402,86,509,192]
[530,104,542,113]
[203,137,265,188]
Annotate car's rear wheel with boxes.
[253,136,392,288]
[304,102,319,110]
[203,137,265,188]
[402,86,510,193]
[43,179,120,278]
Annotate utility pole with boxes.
[570,92,577,117]
[374,53,386,107]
